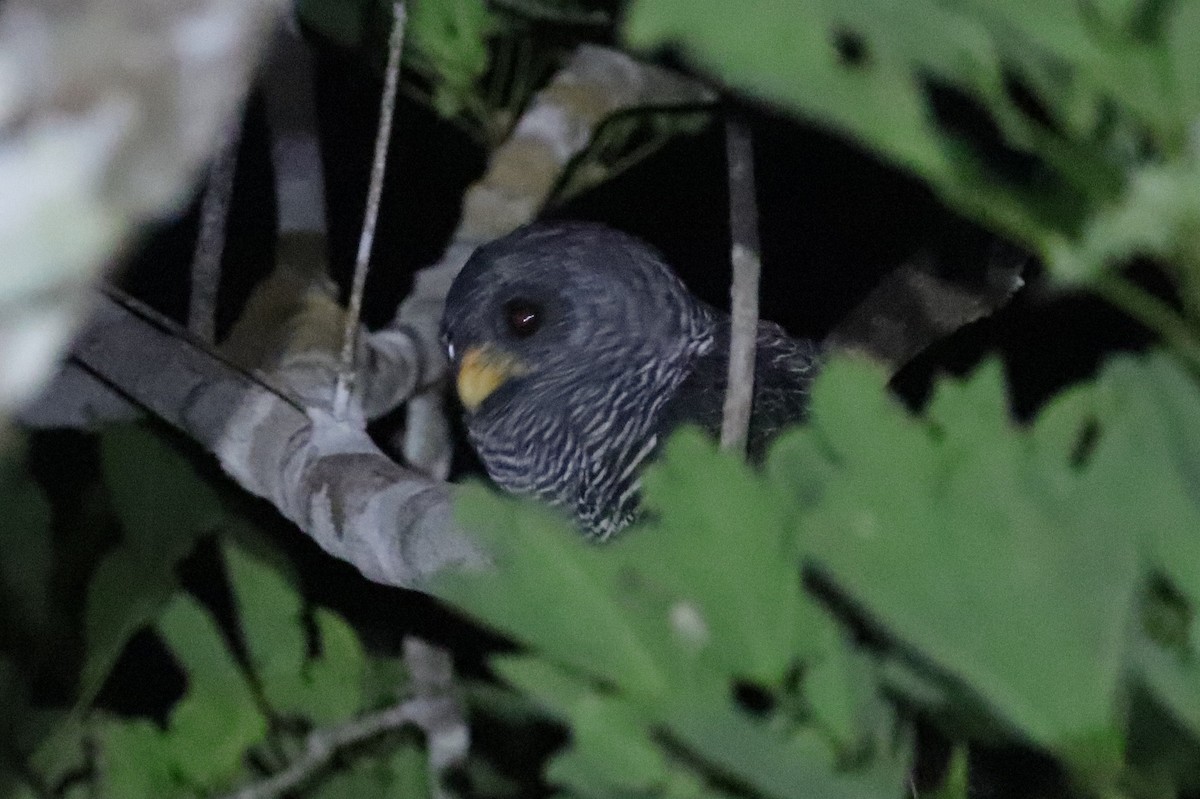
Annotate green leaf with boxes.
[0,438,53,638]
[623,0,1200,283]
[304,608,369,722]
[1166,0,1200,124]
[94,717,184,799]
[1136,642,1200,741]
[629,429,818,683]
[80,552,180,707]
[664,697,889,799]
[803,358,1138,764]
[156,594,267,789]
[546,694,668,792]
[80,425,225,705]
[805,618,886,758]
[222,542,307,703]
[222,542,367,722]
[491,655,594,720]
[436,488,671,698]
[1094,356,1200,605]
[408,0,494,89]
[99,425,224,551]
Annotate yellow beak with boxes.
[455,345,526,412]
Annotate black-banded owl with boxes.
[440,222,820,538]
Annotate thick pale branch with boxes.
[71,293,485,589]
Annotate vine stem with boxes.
[334,1,408,419]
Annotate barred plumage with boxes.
[440,222,820,538]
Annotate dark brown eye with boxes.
[504,298,542,338]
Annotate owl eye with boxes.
[504,298,542,338]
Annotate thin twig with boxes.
[189,121,241,342]
[334,0,408,419]
[214,696,444,799]
[719,116,761,456]
[403,638,469,799]
[99,286,306,413]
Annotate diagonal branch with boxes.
[825,238,1027,375]
[71,291,485,589]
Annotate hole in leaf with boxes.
[927,82,1042,186]
[1003,72,1057,133]
[832,29,869,68]
[732,680,776,716]
[1069,417,1100,467]
[1142,575,1193,652]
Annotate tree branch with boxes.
[71,291,486,589]
[403,638,468,799]
[825,238,1027,375]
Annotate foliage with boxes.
[625,0,1200,368]
[296,0,711,184]
[0,427,425,799]
[297,0,593,143]
[626,0,1200,277]
[437,355,1200,799]
[6,2,1200,798]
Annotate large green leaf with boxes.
[437,490,673,698]
[440,426,901,795]
[628,431,824,685]
[156,594,268,790]
[802,359,1138,768]
[79,425,225,706]
[1093,356,1200,754]
[223,541,368,722]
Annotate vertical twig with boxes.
[334,1,408,419]
[265,19,328,241]
[189,122,242,343]
[720,116,761,456]
[403,637,469,799]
